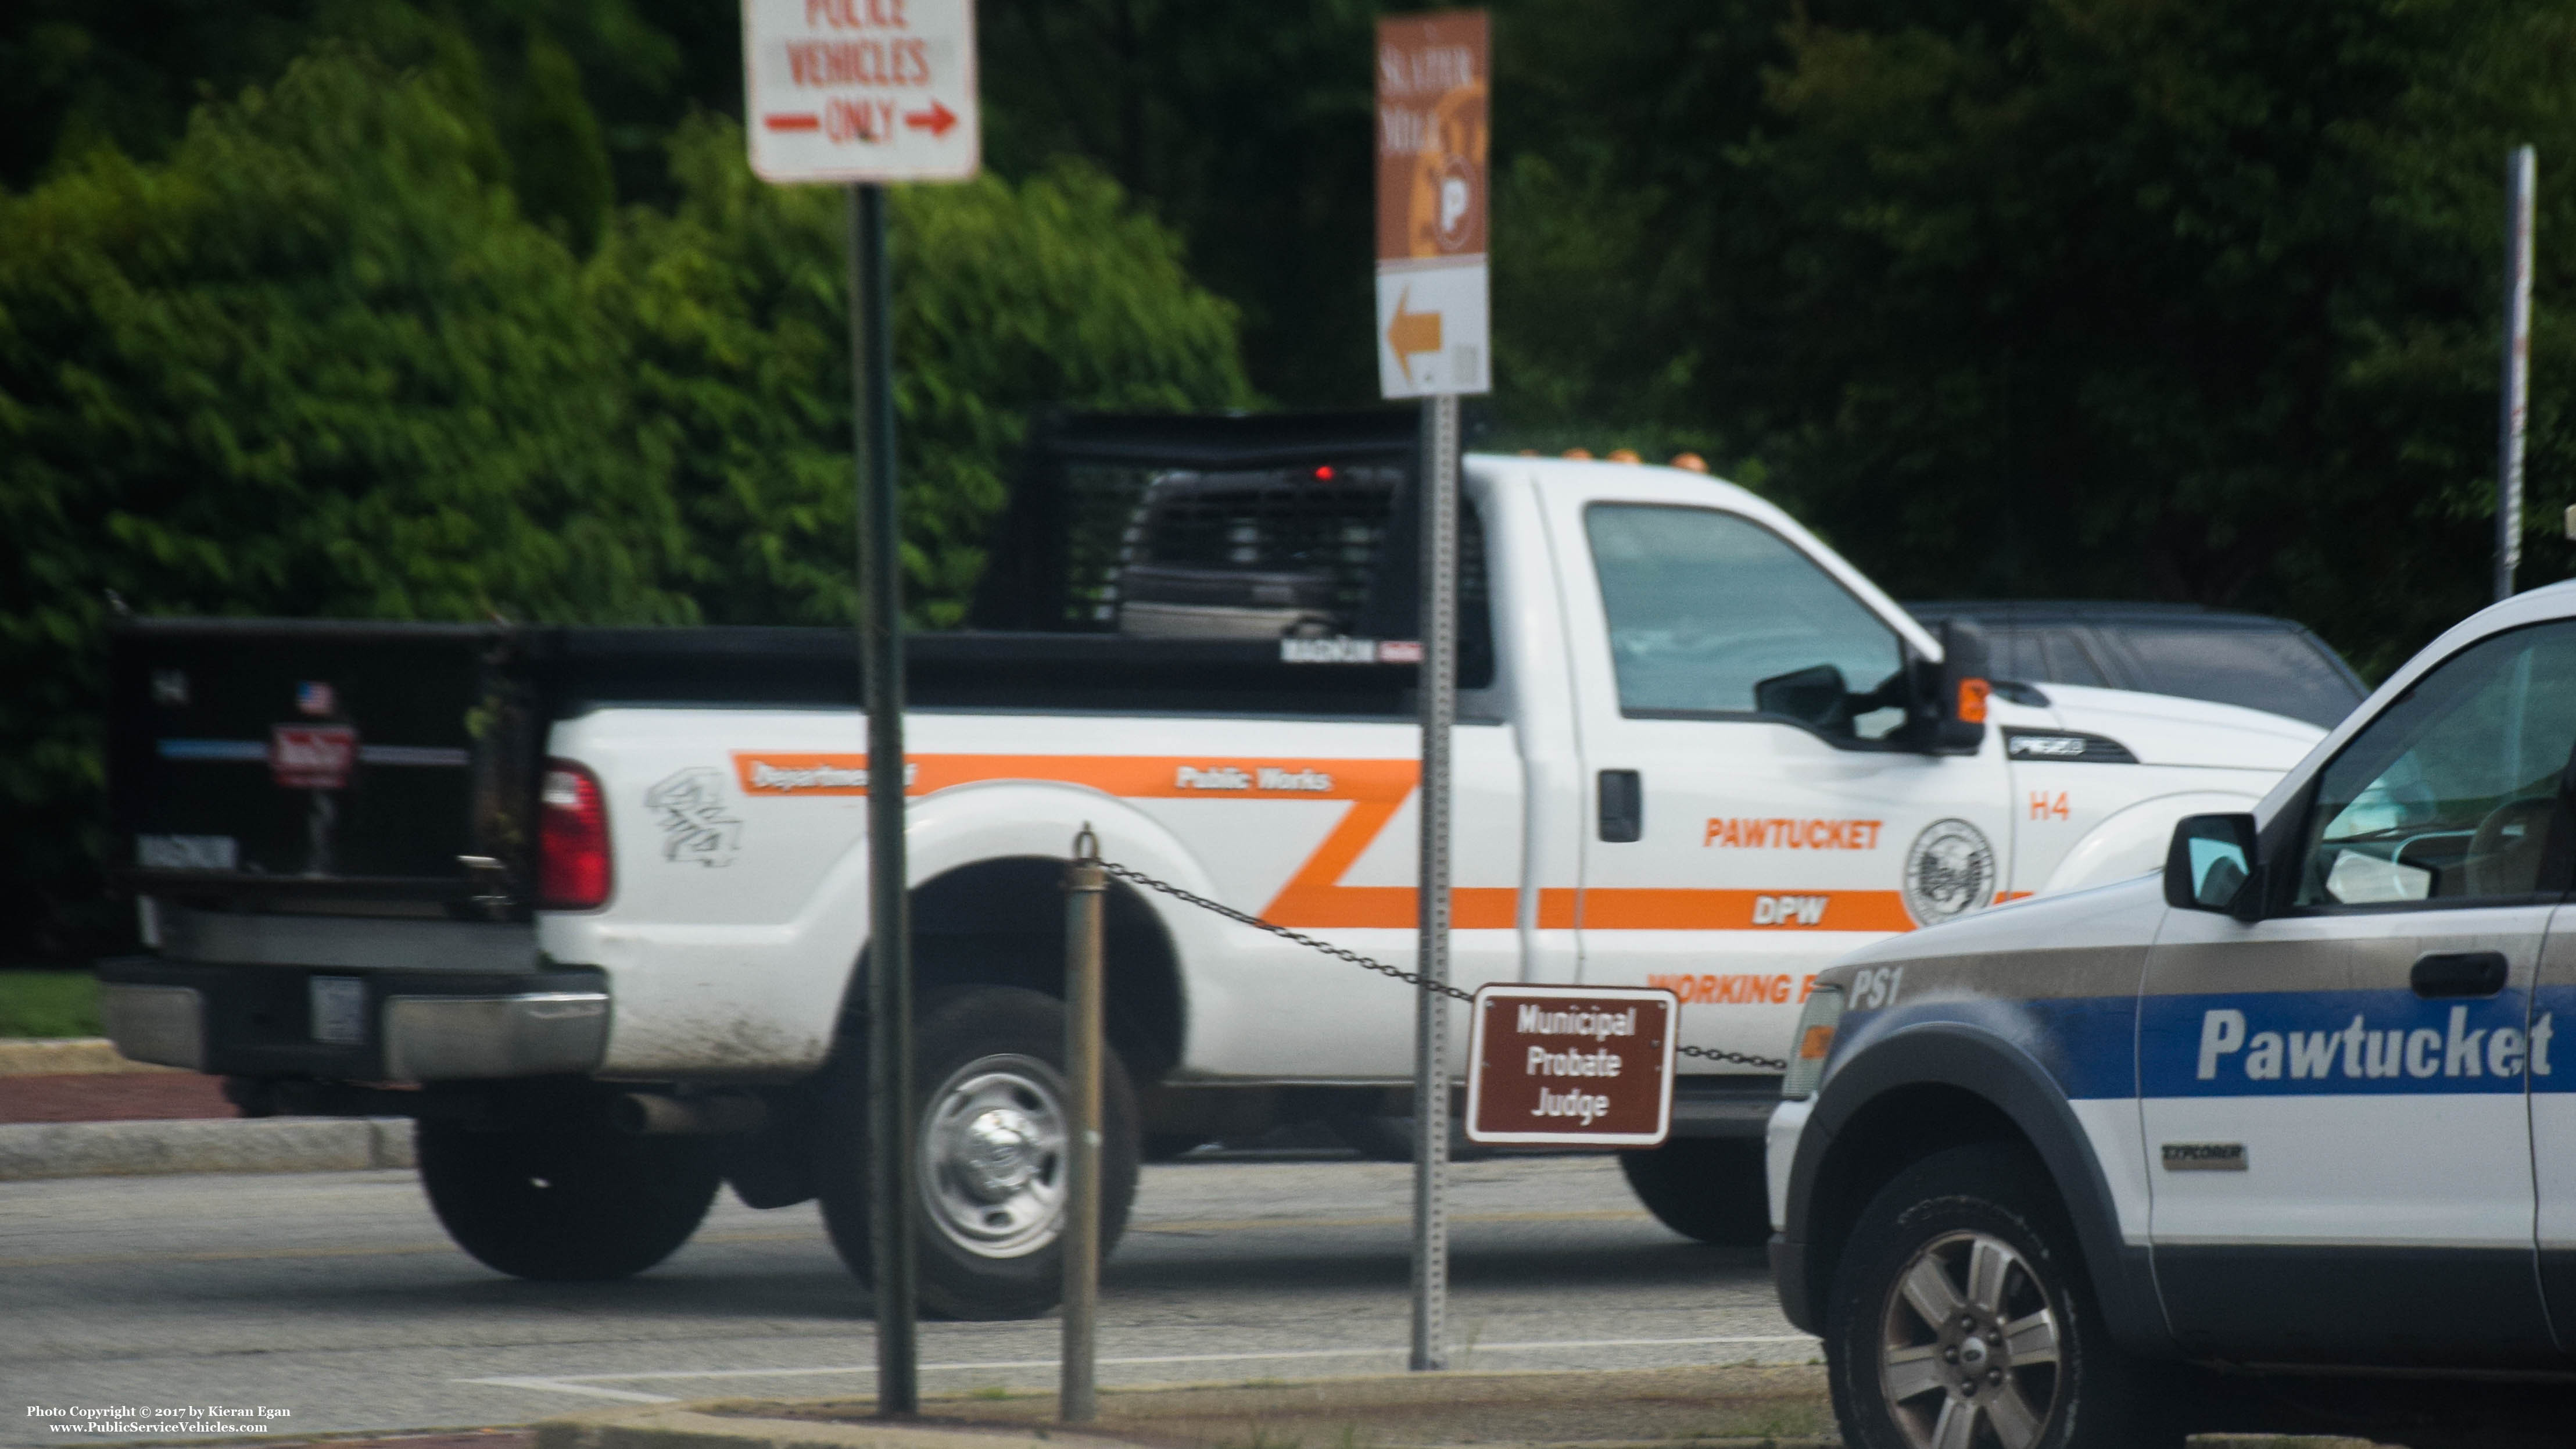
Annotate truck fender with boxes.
[2041,789,2264,896]
[1776,1021,2173,1357]
[829,779,1231,1044]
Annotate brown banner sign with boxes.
[1464,984,1676,1147]
[1373,8,1490,399]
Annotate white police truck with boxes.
[1769,582,2576,1448]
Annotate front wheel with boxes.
[1825,1143,2177,1449]
[814,985,1140,1321]
[1618,1138,1771,1245]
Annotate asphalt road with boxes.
[1,1152,1811,1444]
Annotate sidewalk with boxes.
[0,1037,412,1181]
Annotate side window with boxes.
[2298,621,2576,907]
[1585,503,1908,741]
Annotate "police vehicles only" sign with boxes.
[1465,984,1676,1147]
[742,0,980,184]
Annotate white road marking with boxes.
[463,1334,1819,1403]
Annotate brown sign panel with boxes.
[1465,985,1676,1147]
[1374,9,1489,264]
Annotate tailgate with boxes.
[108,619,536,908]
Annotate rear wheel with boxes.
[1618,1138,1771,1245]
[415,1119,720,1280]
[814,985,1140,1321]
[1825,1143,2177,1449]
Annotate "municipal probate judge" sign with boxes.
[1464,984,1676,1147]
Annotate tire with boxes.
[1824,1143,2178,1449]
[415,1119,720,1281]
[1619,1138,1771,1245]
[814,985,1140,1321]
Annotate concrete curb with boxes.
[0,1116,414,1181]
[534,1368,1841,1449]
[533,1404,1836,1449]
[535,1409,1125,1449]
[0,1037,174,1076]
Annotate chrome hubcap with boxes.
[919,1057,1067,1258]
[1878,1230,2061,1449]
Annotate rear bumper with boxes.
[96,957,609,1083]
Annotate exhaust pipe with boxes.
[614,1092,766,1136]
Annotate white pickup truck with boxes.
[98,441,2322,1319]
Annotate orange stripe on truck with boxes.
[728,752,1908,933]
[1579,888,1914,932]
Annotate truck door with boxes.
[2141,618,2571,1365]
[2534,906,2576,1355]
[1553,489,2012,1063]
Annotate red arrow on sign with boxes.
[905,100,958,138]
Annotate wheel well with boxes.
[844,856,1185,1083]
[1805,1083,2037,1302]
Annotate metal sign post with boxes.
[741,0,980,1418]
[850,182,918,1418]
[1376,7,1489,1375]
[2500,144,2536,604]
[1411,393,1459,1373]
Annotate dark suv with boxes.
[1904,600,2366,729]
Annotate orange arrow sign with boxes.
[905,99,958,138]
[1386,288,1443,357]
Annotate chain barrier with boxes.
[1087,853,1789,1072]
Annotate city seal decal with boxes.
[1903,818,1995,926]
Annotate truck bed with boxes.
[109,619,1429,916]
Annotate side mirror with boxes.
[2166,813,2263,920]
[1911,620,1990,755]
[1754,663,1852,733]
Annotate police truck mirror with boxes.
[1908,619,1990,755]
[2166,813,2262,918]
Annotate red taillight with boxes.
[539,760,612,910]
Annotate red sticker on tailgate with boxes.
[270,724,358,789]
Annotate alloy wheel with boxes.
[1877,1229,2062,1449]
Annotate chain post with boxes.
[1061,826,1106,1424]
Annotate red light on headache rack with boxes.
[1314,466,1335,481]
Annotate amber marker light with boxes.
[1607,448,1642,464]
[1782,986,1846,1099]
[1561,448,1593,460]
[1669,453,1708,473]
[1956,677,1993,724]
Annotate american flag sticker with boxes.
[297,681,335,717]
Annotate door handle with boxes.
[1597,770,1642,843]
[2411,951,2508,999]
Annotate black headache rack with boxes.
[969,409,1493,681]
[108,412,1492,913]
